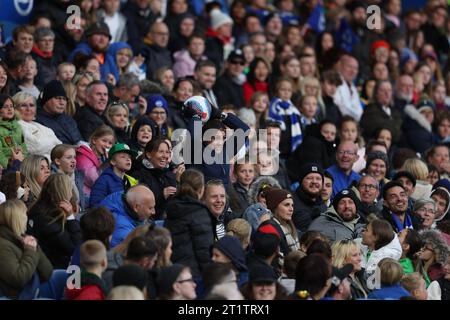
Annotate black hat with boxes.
[332,189,360,212]
[328,264,354,295]
[227,49,245,64]
[252,230,280,258]
[393,171,417,187]
[416,99,435,113]
[157,264,186,296]
[40,80,67,106]
[366,151,389,171]
[298,163,324,184]
[249,264,278,284]
[112,264,149,290]
[85,21,111,39]
[213,235,248,272]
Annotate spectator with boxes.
[360,80,403,145]
[168,12,196,54]
[0,199,53,299]
[76,125,115,198]
[35,80,82,145]
[213,49,246,109]
[107,285,144,300]
[293,253,332,300]
[89,143,138,208]
[265,188,299,255]
[51,144,86,211]
[357,175,382,221]
[31,28,57,87]
[401,158,432,201]
[0,94,27,168]
[72,71,94,109]
[65,240,108,300]
[10,25,35,54]
[308,189,366,242]
[18,57,40,98]
[145,95,171,138]
[401,272,429,300]
[69,21,118,82]
[173,34,207,79]
[142,21,173,80]
[211,235,248,287]
[243,57,270,105]
[194,60,219,109]
[426,144,450,179]
[331,240,369,299]
[157,264,197,300]
[112,264,149,298]
[367,258,411,300]
[334,54,363,121]
[364,151,389,197]
[360,219,402,290]
[168,78,195,130]
[205,9,234,70]
[105,102,131,144]
[165,169,214,278]
[132,138,177,219]
[27,173,82,268]
[381,181,420,232]
[226,218,251,250]
[413,198,437,231]
[97,0,128,43]
[428,256,450,300]
[20,155,51,206]
[320,70,343,124]
[100,185,155,248]
[240,264,288,300]
[398,228,422,275]
[327,141,361,198]
[416,229,450,286]
[74,81,109,142]
[227,162,255,216]
[202,262,243,299]
[291,163,327,232]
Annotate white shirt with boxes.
[334,78,363,121]
[104,13,121,43]
[18,120,62,162]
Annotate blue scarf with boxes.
[268,98,303,152]
[390,211,413,232]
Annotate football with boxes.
[183,96,212,123]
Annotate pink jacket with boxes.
[76,144,101,195]
[172,50,207,78]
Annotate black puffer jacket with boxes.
[287,123,336,182]
[27,204,82,269]
[132,159,177,220]
[165,195,215,277]
[292,187,328,232]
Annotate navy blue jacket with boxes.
[89,167,126,208]
[74,105,108,142]
[36,108,82,145]
[186,113,250,187]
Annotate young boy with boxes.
[57,62,76,82]
[65,240,108,300]
[89,143,138,207]
[18,57,40,98]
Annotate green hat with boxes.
[108,143,136,159]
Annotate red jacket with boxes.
[65,271,106,300]
[243,81,269,105]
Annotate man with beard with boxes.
[74,81,109,141]
[394,74,414,114]
[292,163,327,232]
[327,141,361,198]
[308,189,366,242]
[54,14,86,65]
[69,21,118,82]
[356,175,382,222]
[381,181,420,233]
[194,60,219,109]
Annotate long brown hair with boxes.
[178,169,205,200]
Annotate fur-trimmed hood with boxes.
[431,187,450,221]
[403,104,432,132]
[420,229,450,265]
[248,176,281,204]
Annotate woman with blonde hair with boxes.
[300,76,325,119]
[72,71,94,108]
[20,155,51,206]
[226,218,252,250]
[27,173,82,268]
[367,258,410,299]
[401,158,432,200]
[0,199,53,299]
[13,92,61,161]
[105,102,130,143]
[61,81,77,117]
[331,240,369,299]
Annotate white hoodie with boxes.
[355,233,402,290]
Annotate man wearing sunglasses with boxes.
[214,49,246,109]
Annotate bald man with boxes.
[326,141,361,198]
[100,184,156,247]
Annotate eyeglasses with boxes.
[337,150,357,156]
[416,208,435,215]
[359,183,378,190]
[177,278,195,284]
[420,246,434,253]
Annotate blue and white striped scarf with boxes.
[268,98,303,152]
